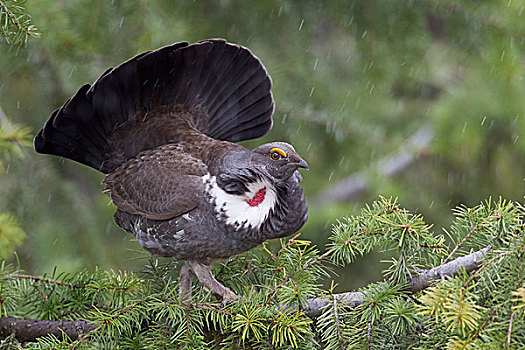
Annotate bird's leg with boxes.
[179,262,194,301]
[187,260,238,305]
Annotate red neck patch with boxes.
[246,187,267,207]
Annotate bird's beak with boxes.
[297,158,309,170]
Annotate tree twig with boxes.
[0,2,32,37]
[268,247,334,299]
[443,213,483,264]
[271,232,302,261]
[330,290,344,350]
[463,248,517,288]
[6,273,131,291]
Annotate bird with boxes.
[34,39,308,303]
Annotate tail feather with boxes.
[205,48,258,117]
[208,70,273,139]
[208,60,265,118]
[211,93,273,139]
[35,85,108,168]
[34,39,274,173]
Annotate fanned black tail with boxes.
[34,39,274,173]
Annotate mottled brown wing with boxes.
[102,145,208,220]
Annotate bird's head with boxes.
[251,142,308,182]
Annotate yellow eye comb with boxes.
[270,147,288,158]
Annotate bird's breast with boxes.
[202,174,277,229]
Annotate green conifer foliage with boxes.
[0,197,523,348]
[0,0,39,47]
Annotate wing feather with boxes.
[103,145,207,220]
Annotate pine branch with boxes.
[303,246,491,317]
[0,245,495,342]
[0,0,40,47]
[6,273,132,291]
[268,247,334,299]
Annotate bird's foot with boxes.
[187,260,238,305]
[179,262,194,301]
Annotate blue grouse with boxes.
[34,39,308,302]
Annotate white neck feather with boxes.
[202,174,277,229]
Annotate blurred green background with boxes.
[1,0,525,291]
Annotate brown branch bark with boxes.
[0,317,95,343]
[0,246,491,342]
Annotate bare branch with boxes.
[410,246,491,292]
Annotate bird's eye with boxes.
[269,147,287,161]
[270,151,282,160]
